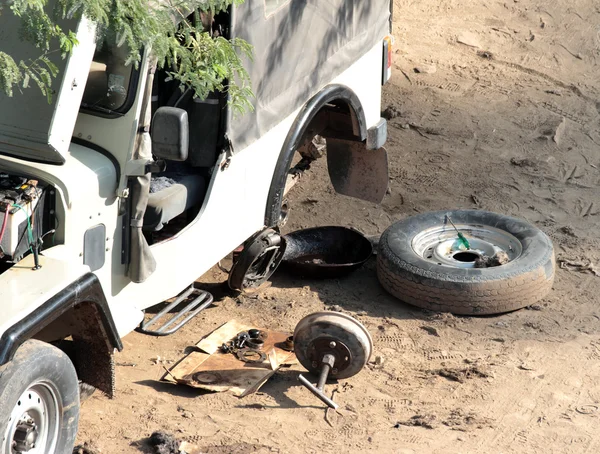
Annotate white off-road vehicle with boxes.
[0,1,392,452]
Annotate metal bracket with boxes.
[220,135,234,171]
[124,158,166,177]
[117,187,130,199]
[136,286,213,336]
[367,118,388,150]
[145,159,167,174]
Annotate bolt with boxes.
[329,341,337,349]
[332,368,338,375]
[311,361,318,369]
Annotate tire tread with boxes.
[376,213,555,315]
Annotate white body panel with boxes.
[0,41,385,340]
[0,253,88,331]
[48,18,97,156]
[0,145,139,337]
[112,43,384,313]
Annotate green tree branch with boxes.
[0,0,253,112]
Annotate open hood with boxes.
[0,14,96,165]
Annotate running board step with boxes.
[136,286,213,336]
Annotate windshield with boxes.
[80,38,136,115]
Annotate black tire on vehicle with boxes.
[377,210,555,315]
[0,340,80,454]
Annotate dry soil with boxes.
[76,1,600,452]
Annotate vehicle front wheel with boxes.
[0,340,80,454]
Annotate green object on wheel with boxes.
[457,232,471,250]
[446,216,471,250]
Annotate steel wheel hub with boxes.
[4,384,59,454]
[294,311,373,379]
[412,224,522,269]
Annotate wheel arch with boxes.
[0,273,122,396]
[264,84,368,227]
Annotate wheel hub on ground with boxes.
[294,312,373,409]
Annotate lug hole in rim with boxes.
[453,252,481,263]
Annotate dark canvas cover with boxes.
[230,0,390,151]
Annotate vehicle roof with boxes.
[229,0,391,151]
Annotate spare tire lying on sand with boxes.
[377,210,555,315]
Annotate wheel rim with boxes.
[3,382,60,454]
[411,223,522,269]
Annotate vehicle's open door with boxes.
[0,13,96,164]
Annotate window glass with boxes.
[80,38,134,114]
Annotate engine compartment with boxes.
[0,172,55,266]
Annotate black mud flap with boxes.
[326,138,389,204]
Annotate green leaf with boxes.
[3,0,254,112]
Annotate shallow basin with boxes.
[280,226,373,279]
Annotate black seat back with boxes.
[152,73,221,169]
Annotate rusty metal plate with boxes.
[161,320,296,397]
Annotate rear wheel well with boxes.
[265,84,367,226]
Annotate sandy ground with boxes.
[76,1,600,452]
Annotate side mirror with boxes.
[151,107,189,161]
